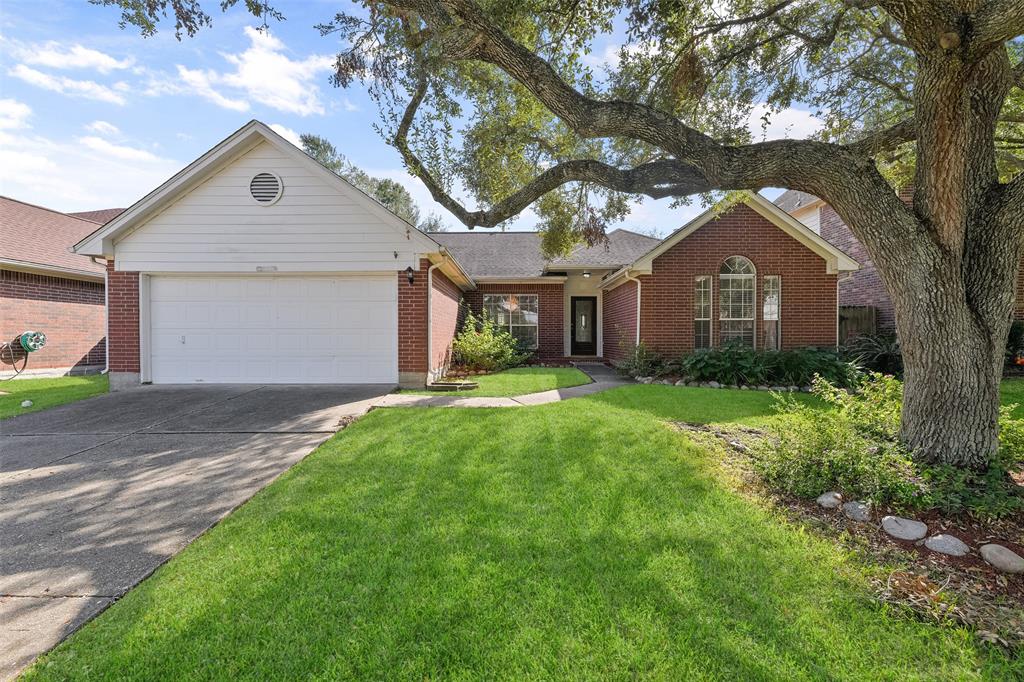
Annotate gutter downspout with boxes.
[426,255,446,384]
[91,256,109,374]
[623,270,642,345]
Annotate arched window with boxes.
[719,256,755,347]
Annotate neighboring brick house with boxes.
[73,120,858,390]
[0,196,114,375]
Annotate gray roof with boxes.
[433,229,660,278]
[773,190,820,213]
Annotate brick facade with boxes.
[430,267,462,374]
[463,282,565,359]
[819,203,896,332]
[398,258,431,376]
[606,204,838,359]
[106,261,140,374]
[1,269,106,371]
[602,279,637,362]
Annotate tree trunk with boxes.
[896,296,1007,469]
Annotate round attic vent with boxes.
[249,172,282,205]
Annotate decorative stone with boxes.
[787,385,799,392]
[707,381,722,389]
[637,376,653,384]
[770,386,787,392]
[659,379,673,385]
[881,515,928,541]
[687,381,700,387]
[980,544,1024,573]
[924,534,970,556]
[740,385,749,390]
[20,400,33,408]
[757,385,770,391]
[816,491,843,509]
[842,500,872,522]
[675,380,687,386]
[800,386,813,393]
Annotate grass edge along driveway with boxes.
[0,374,108,419]
[24,385,1021,680]
[402,365,592,397]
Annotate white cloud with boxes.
[17,42,135,73]
[174,65,250,112]
[0,99,32,130]
[218,27,334,116]
[8,64,126,105]
[269,123,302,147]
[78,135,161,162]
[85,120,120,136]
[0,129,181,211]
[342,98,359,112]
[748,104,822,141]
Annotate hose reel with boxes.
[2,330,47,379]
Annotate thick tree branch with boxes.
[392,79,713,228]
[972,0,1024,53]
[846,117,917,155]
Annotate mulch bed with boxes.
[673,421,1024,652]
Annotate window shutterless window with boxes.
[694,276,712,349]
[763,275,781,351]
[482,294,539,349]
[719,256,755,347]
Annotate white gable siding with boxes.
[792,205,821,234]
[113,141,423,273]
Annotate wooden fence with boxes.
[838,306,877,342]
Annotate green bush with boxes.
[753,374,1024,519]
[842,334,903,376]
[614,342,669,378]
[452,311,530,372]
[677,342,861,388]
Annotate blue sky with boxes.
[0,1,812,233]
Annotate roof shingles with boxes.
[433,229,659,278]
[0,197,107,276]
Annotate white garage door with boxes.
[148,275,397,384]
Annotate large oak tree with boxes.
[98,0,1023,469]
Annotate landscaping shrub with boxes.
[753,374,1024,519]
[614,342,669,378]
[677,342,861,388]
[842,333,903,376]
[452,311,530,372]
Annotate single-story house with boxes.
[1,197,110,375]
[73,121,858,390]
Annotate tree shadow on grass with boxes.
[24,405,1015,680]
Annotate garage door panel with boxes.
[148,275,398,384]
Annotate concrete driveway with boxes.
[0,383,390,679]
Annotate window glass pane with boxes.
[694,320,711,349]
[511,325,537,349]
[694,276,711,319]
[763,276,780,321]
[763,320,780,351]
[483,294,509,326]
[720,320,754,347]
[510,294,538,324]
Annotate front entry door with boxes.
[570,297,598,355]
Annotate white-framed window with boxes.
[694,275,712,349]
[483,293,539,349]
[719,256,755,347]
[763,275,781,350]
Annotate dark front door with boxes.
[570,296,598,355]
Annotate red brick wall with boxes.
[106,260,140,373]
[602,279,637,362]
[820,204,896,332]
[1,269,106,371]
[430,267,462,373]
[398,258,430,374]
[636,204,838,357]
[463,282,564,358]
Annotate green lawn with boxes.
[405,366,592,397]
[1000,377,1024,418]
[0,374,108,419]
[26,384,1019,680]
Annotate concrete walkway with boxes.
[372,363,629,409]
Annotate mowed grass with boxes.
[405,366,592,397]
[26,385,1020,680]
[0,374,108,419]
[1000,377,1024,418]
